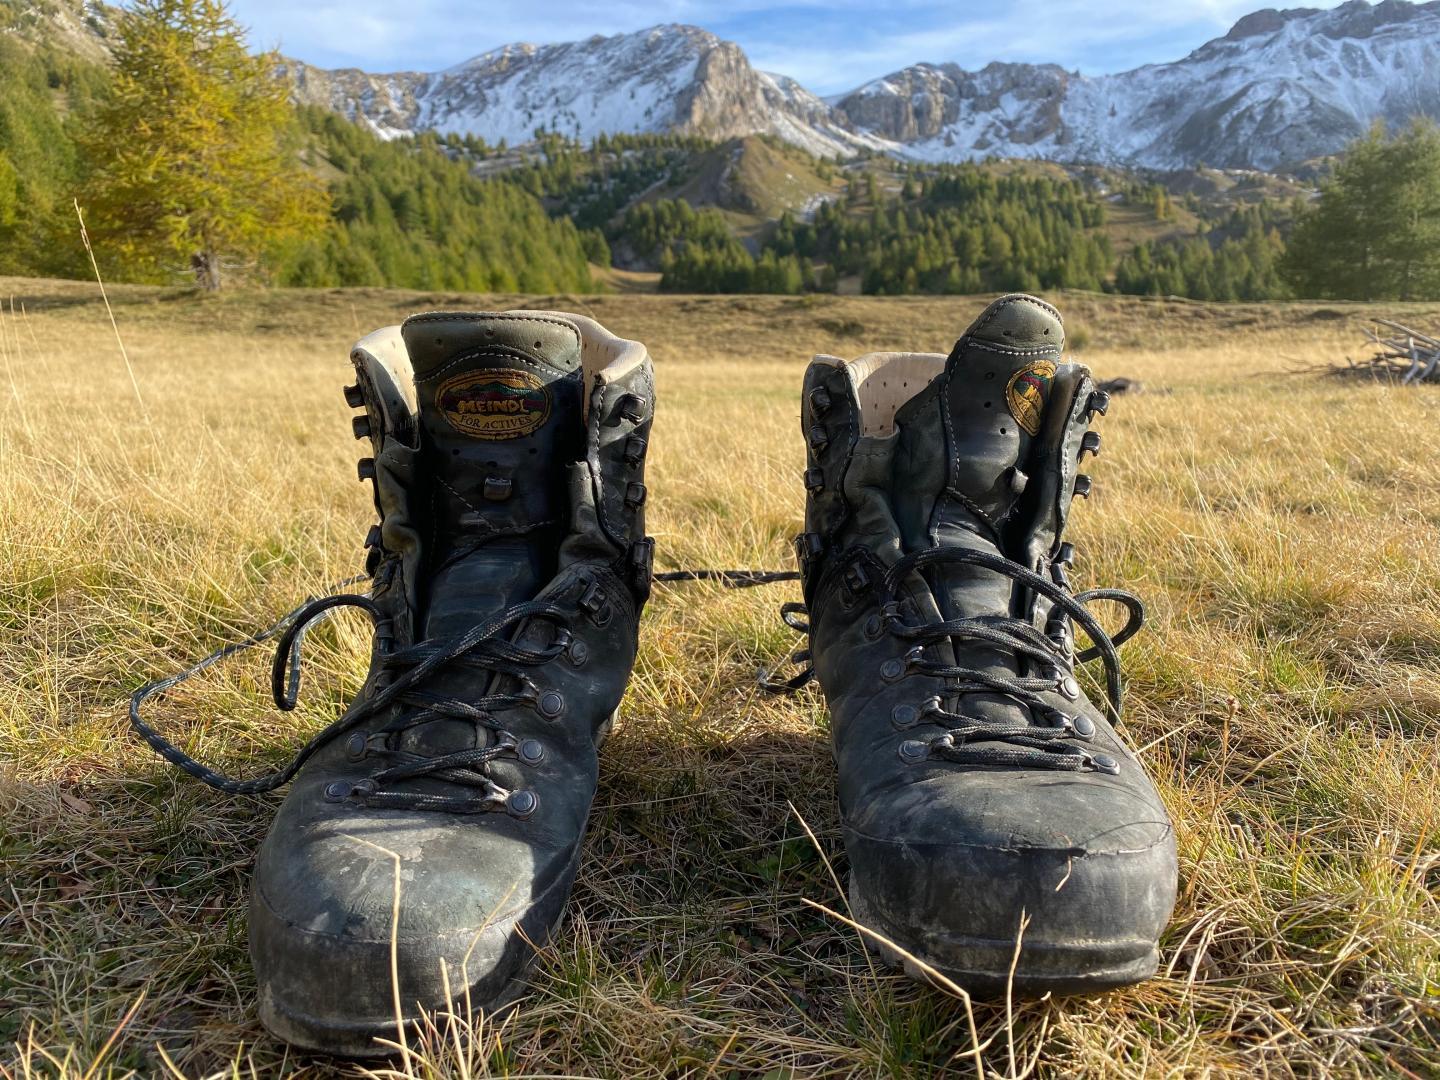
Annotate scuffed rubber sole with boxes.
[254,711,621,1057]
[258,955,536,1059]
[849,878,1159,999]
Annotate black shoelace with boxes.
[802,546,1144,774]
[130,567,799,816]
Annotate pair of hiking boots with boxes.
[134,294,1177,1055]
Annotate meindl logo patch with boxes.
[437,368,550,440]
[1005,360,1056,437]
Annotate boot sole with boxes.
[255,709,621,1057]
[257,908,560,1058]
[849,877,1159,999]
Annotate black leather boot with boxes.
[247,311,655,1053]
[796,294,1176,996]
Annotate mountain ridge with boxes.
[280,24,884,158]
[10,0,1440,171]
[832,0,1440,169]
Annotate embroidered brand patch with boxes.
[1004,360,1056,437]
[436,368,550,440]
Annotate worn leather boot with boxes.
[249,311,655,1053]
[796,294,1176,996]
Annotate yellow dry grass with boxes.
[1,278,1438,1078]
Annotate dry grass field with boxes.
[2,278,1438,1078]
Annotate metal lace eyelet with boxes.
[864,614,883,639]
[567,638,589,666]
[579,581,613,627]
[898,739,930,764]
[537,690,565,719]
[891,703,918,729]
[1073,713,1096,737]
[517,739,546,765]
[345,732,369,760]
[324,781,350,800]
[1060,676,1080,700]
[1089,753,1119,775]
[1053,629,1075,661]
[843,563,871,594]
[506,789,538,817]
[880,658,905,682]
[616,393,646,423]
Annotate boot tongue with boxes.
[401,313,585,639]
[894,294,1063,559]
[890,295,1064,726]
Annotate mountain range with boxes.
[281,1,1440,172]
[10,0,1440,172]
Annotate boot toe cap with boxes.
[844,773,1177,996]
[249,809,576,1055]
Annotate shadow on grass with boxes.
[4,714,1021,1076]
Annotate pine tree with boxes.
[77,0,328,289]
[1281,120,1440,300]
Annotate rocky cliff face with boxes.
[2,0,116,62]
[282,25,882,157]
[280,62,427,137]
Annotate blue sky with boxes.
[224,0,1350,94]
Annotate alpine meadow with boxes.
[2,0,1440,1078]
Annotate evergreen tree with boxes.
[1282,120,1440,300]
[76,0,328,288]
[274,108,593,292]
[0,33,106,277]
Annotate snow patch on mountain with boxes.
[837,0,1440,170]
[285,24,883,158]
[283,2,1440,171]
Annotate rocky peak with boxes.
[831,0,1440,170]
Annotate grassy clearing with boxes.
[1,279,1438,1077]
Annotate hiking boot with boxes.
[795,294,1176,996]
[249,311,656,1054]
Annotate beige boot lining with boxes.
[818,351,947,437]
[352,325,418,433]
[514,309,649,388]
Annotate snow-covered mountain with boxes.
[282,25,884,158]
[835,0,1440,170]
[25,0,1440,171]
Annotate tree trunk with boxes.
[191,251,221,291]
